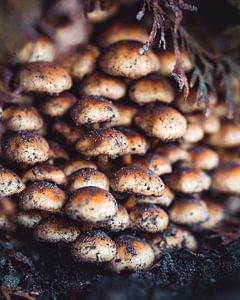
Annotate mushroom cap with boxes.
[63,159,97,176]
[109,235,155,272]
[16,211,42,228]
[129,76,175,105]
[17,37,55,63]
[0,168,25,197]
[67,168,109,192]
[0,197,16,232]
[3,105,43,131]
[186,113,220,134]
[169,198,209,225]
[3,131,49,164]
[79,72,127,100]
[110,165,164,196]
[71,96,120,126]
[65,186,117,223]
[52,120,85,144]
[34,217,80,243]
[97,205,130,232]
[186,146,219,170]
[166,167,211,194]
[129,204,169,232]
[22,164,67,185]
[150,224,197,257]
[120,128,149,155]
[71,230,116,263]
[132,153,172,176]
[211,162,240,194]
[98,21,148,48]
[76,128,128,157]
[218,148,240,164]
[87,0,118,23]
[200,201,225,230]
[61,44,100,79]
[18,62,72,94]
[157,49,192,76]
[183,122,204,143]
[155,143,188,163]
[135,105,187,141]
[48,140,69,161]
[224,195,240,215]
[100,40,160,79]
[40,93,76,117]
[20,181,66,212]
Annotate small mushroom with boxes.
[17,62,72,94]
[134,105,187,141]
[63,159,97,176]
[16,211,42,228]
[3,131,49,165]
[199,200,225,230]
[110,165,164,196]
[20,181,66,212]
[48,140,69,161]
[0,168,25,197]
[34,217,80,243]
[186,113,220,134]
[109,235,155,272]
[87,0,118,23]
[155,143,188,164]
[169,198,209,225]
[100,40,160,79]
[129,76,174,105]
[65,186,117,223]
[0,197,16,232]
[52,120,85,144]
[218,148,240,164]
[183,122,204,143]
[185,146,219,170]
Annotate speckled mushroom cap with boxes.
[199,200,225,230]
[186,113,220,134]
[119,128,149,155]
[87,0,118,23]
[67,168,109,192]
[40,93,76,117]
[16,211,42,228]
[71,230,116,263]
[157,49,192,76]
[129,204,169,233]
[34,217,80,243]
[79,72,127,100]
[3,131,49,165]
[17,37,55,63]
[20,181,66,212]
[71,96,120,126]
[98,21,148,48]
[17,62,72,94]
[206,120,240,148]
[150,224,197,257]
[183,122,204,143]
[211,162,240,194]
[110,165,165,196]
[134,105,187,141]
[169,198,209,225]
[185,146,219,170]
[65,186,118,223]
[0,168,25,197]
[166,167,211,194]
[61,44,100,79]
[109,235,155,273]
[129,76,175,105]
[155,143,188,163]
[48,140,69,161]
[63,159,97,176]
[52,120,85,144]
[76,128,128,158]
[100,40,160,79]
[132,153,172,176]
[3,105,43,131]
[22,164,67,185]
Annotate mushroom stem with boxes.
[97,155,110,173]
[122,154,132,165]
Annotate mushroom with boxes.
[17,62,72,94]
[34,217,80,243]
[129,76,175,105]
[3,105,43,131]
[48,140,69,162]
[134,105,187,141]
[155,143,188,164]
[186,113,220,134]
[166,167,211,194]
[109,235,155,272]
[67,168,109,192]
[16,211,42,228]
[0,168,25,197]
[218,148,240,164]
[79,72,127,101]
[22,164,67,185]
[20,181,66,212]
[3,131,49,165]
[100,40,160,79]
[110,165,165,196]
[65,186,117,223]
[224,195,240,215]
[185,146,219,170]
[199,200,225,230]
[169,198,209,225]
[71,230,116,263]
[52,120,85,144]
[129,204,169,233]
[183,122,204,143]
[63,159,97,176]
[87,0,118,23]
[0,197,16,232]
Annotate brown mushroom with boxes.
[199,200,225,230]
[63,159,97,177]
[186,113,220,134]
[87,0,118,23]
[185,146,219,170]
[0,168,25,197]
[48,140,69,161]
[16,211,42,228]
[0,197,16,232]
[183,122,204,143]
[155,143,188,164]
[52,120,85,144]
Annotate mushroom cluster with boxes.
[0,0,238,273]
